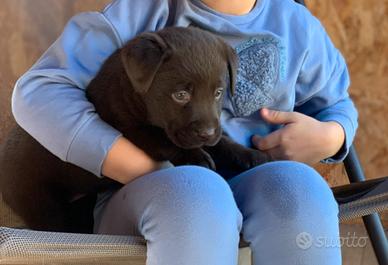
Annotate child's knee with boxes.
[233,161,338,220]
[142,165,242,232]
[270,161,338,216]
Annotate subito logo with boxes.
[296,232,313,250]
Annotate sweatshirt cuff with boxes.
[66,114,122,177]
[316,112,356,163]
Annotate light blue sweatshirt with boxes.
[12,0,358,177]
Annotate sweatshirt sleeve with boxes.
[293,13,358,163]
[11,0,170,176]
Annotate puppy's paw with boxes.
[235,149,270,171]
[171,149,216,171]
[193,149,216,171]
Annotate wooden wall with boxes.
[0,0,111,144]
[306,0,388,181]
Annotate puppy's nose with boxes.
[197,127,216,138]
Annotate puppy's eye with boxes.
[214,88,224,100]
[172,90,191,104]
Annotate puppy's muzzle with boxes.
[170,125,221,149]
[196,127,216,140]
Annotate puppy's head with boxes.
[121,27,237,149]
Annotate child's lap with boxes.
[93,161,332,234]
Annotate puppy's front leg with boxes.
[170,148,216,170]
[205,135,271,174]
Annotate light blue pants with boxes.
[94,161,341,265]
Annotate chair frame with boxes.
[343,146,388,264]
[295,1,388,264]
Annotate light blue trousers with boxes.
[94,161,341,265]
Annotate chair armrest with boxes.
[332,177,388,221]
[333,176,388,203]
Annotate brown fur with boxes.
[0,27,270,232]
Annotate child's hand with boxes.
[251,108,345,165]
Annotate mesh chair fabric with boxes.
[0,227,146,264]
[338,180,388,221]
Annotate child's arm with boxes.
[102,136,171,184]
[252,11,358,165]
[12,0,171,183]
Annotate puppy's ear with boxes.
[224,45,238,96]
[121,32,172,94]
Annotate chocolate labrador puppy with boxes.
[0,27,269,232]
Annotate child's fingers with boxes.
[252,130,283,151]
[264,147,284,161]
[260,108,300,125]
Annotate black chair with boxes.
[295,0,388,264]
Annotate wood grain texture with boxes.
[306,0,388,181]
[0,0,111,143]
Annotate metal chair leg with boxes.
[294,0,386,262]
[344,146,388,265]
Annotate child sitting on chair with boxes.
[13,0,357,264]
